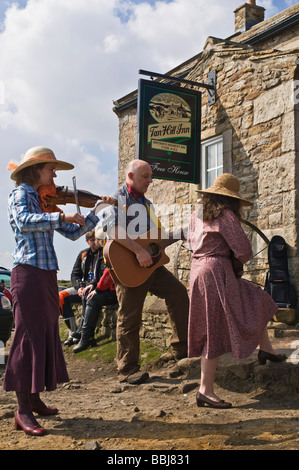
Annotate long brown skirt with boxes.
[3,264,69,393]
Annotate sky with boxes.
[0,0,297,280]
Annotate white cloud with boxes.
[0,0,122,143]
[0,251,13,271]
[125,0,235,68]
[104,33,124,53]
[259,0,279,17]
[0,0,290,277]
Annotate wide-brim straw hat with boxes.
[196,173,253,206]
[7,146,74,181]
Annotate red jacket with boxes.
[95,267,115,292]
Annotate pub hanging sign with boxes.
[137,79,201,183]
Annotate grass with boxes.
[59,320,163,365]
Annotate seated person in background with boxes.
[73,226,118,353]
[59,229,102,345]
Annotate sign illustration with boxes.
[137,79,201,183]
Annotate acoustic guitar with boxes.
[103,227,183,287]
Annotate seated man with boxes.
[59,229,102,345]
[73,227,118,353]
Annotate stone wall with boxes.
[115,40,299,293]
[197,41,298,288]
[141,297,173,350]
[112,25,299,347]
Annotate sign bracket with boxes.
[139,69,216,105]
[207,70,216,105]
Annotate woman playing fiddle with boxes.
[4,146,102,436]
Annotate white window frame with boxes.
[201,135,223,189]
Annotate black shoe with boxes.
[196,391,232,409]
[71,332,81,341]
[64,337,76,346]
[119,371,149,385]
[73,338,97,354]
[258,349,287,365]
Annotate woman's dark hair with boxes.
[202,193,241,221]
[15,163,46,187]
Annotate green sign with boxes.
[137,79,201,183]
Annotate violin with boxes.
[38,181,125,217]
[38,182,113,214]
[47,185,102,208]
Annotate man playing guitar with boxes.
[102,160,189,384]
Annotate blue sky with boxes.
[0,0,295,21]
[0,0,297,279]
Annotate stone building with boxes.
[112,1,299,347]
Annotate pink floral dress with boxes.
[187,209,277,359]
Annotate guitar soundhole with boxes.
[147,243,160,257]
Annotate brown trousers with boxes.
[115,266,189,377]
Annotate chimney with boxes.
[234,1,265,33]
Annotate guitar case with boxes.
[264,235,298,308]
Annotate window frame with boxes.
[201,135,224,189]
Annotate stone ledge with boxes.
[177,347,299,397]
[143,296,168,314]
[273,308,296,324]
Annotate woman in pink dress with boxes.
[187,173,286,409]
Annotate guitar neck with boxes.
[158,229,186,249]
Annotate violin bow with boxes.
[72,176,81,215]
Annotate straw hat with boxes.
[7,146,74,181]
[196,173,252,206]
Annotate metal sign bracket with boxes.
[208,70,216,105]
[139,69,216,106]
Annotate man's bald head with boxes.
[126,159,151,175]
[125,159,153,194]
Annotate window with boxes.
[0,273,11,289]
[201,136,223,188]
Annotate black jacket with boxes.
[70,246,103,289]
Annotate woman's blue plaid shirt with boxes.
[8,183,98,271]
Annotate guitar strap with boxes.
[103,235,107,264]
[145,203,163,229]
[103,199,163,266]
